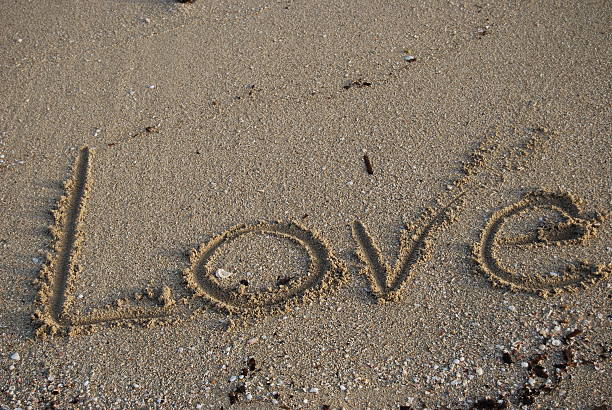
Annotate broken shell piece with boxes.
[215,268,234,279]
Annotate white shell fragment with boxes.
[215,268,234,279]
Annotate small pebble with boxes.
[551,339,562,346]
[9,353,20,361]
[521,362,529,368]
[246,393,253,400]
[404,55,416,62]
[146,85,156,89]
[309,387,319,393]
[475,367,484,376]
[229,376,237,382]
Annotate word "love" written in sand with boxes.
[33,138,609,338]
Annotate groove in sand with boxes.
[50,147,90,323]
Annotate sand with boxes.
[0,0,610,408]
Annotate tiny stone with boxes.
[551,339,562,346]
[146,85,156,89]
[475,367,484,376]
[309,387,319,393]
[508,305,517,312]
[404,55,416,62]
[246,393,253,400]
[229,376,237,382]
[521,362,529,368]
[453,359,461,365]
[10,353,20,361]
[339,385,347,391]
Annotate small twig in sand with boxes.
[363,153,374,175]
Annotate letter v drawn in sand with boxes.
[350,132,506,302]
[473,190,610,296]
[352,193,465,302]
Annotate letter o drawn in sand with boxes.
[184,221,348,314]
[473,190,610,296]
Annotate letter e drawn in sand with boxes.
[183,222,348,315]
[473,190,610,296]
